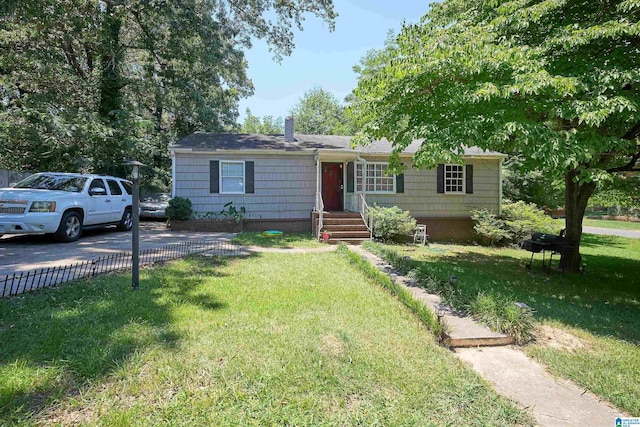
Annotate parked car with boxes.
[0,172,133,242]
[140,193,171,220]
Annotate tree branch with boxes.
[61,38,87,80]
[606,150,640,173]
[623,122,640,141]
[128,8,167,69]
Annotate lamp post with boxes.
[126,160,145,290]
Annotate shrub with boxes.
[471,200,560,246]
[166,197,192,221]
[219,201,246,223]
[369,205,417,242]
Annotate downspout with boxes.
[499,157,504,216]
[356,153,373,238]
[356,153,366,202]
[315,150,320,209]
[171,150,176,198]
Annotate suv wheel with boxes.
[55,211,83,242]
[117,207,133,231]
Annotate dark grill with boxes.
[0,200,28,214]
[522,230,574,274]
[0,207,26,214]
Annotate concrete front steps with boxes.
[316,212,371,245]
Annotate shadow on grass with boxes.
[231,231,320,249]
[0,256,229,423]
[402,241,640,345]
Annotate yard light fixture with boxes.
[434,304,449,323]
[125,160,146,290]
[449,275,458,286]
[515,302,535,314]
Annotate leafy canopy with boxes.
[0,0,337,187]
[349,0,640,179]
[289,86,356,135]
[240,108,283,134]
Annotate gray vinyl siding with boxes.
[175,153,316,219]
[362,158,500,217]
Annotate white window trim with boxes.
[444,163,465,195]
[220,160,246,195]
[355,161,396,194]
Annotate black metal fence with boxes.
[1,240,241,297]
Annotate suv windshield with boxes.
[14,174,88,193]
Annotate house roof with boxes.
[170,133,504,157]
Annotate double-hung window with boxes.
[355,162,395,193]
[220,161,245,194]
[444,164,465,194]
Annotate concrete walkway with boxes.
[349,245,513,348]
[583,226,640,239]
[345,244,626,426]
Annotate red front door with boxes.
[322,162,343,211]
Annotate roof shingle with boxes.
[170,133,503,157]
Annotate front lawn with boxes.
[231,231,322,248]
[582,218,640,231]
[0,252,529,426]
[367,234,640,415]
[553,217,640,231]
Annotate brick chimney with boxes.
[284,116,294,142]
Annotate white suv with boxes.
[0,173,133,242]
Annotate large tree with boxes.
[289,86,355,135]
[349,0,640,272]
[0,1,336,186]
[240,108,283,134]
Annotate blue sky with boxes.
[237,0,431,123]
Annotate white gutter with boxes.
[315,150,320,210]
[171,150,176,198]
[356,153,367,201]
[499,157,504,216]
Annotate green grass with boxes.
[552,217,640,231]
[582,218,640,231]
[231,231,323,248]
[0,253,530,426]
[368,235,640,414]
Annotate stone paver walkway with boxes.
[344,244,627,426]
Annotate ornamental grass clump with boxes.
[364,242,536,345]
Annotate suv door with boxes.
[86,178,111,225]
[106,179,128,221]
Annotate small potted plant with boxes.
[321,230,331,242]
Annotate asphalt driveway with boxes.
[582,226,640,239]
[0,222,236,276]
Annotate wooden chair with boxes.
[414,224,428,245]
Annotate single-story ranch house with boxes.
[169,118,505,241]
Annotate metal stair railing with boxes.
[358,194,373,240]
[315,191,325,241]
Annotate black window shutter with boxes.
[245,161,254,194]
[346,162,354,193]
[436,164,444,193]
[210,160,219,194]
[466,164,474,194]
[396,173,404,193]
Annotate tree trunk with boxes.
[563,169,597,272]
[98,3,123,124]
[96,2,125,175]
